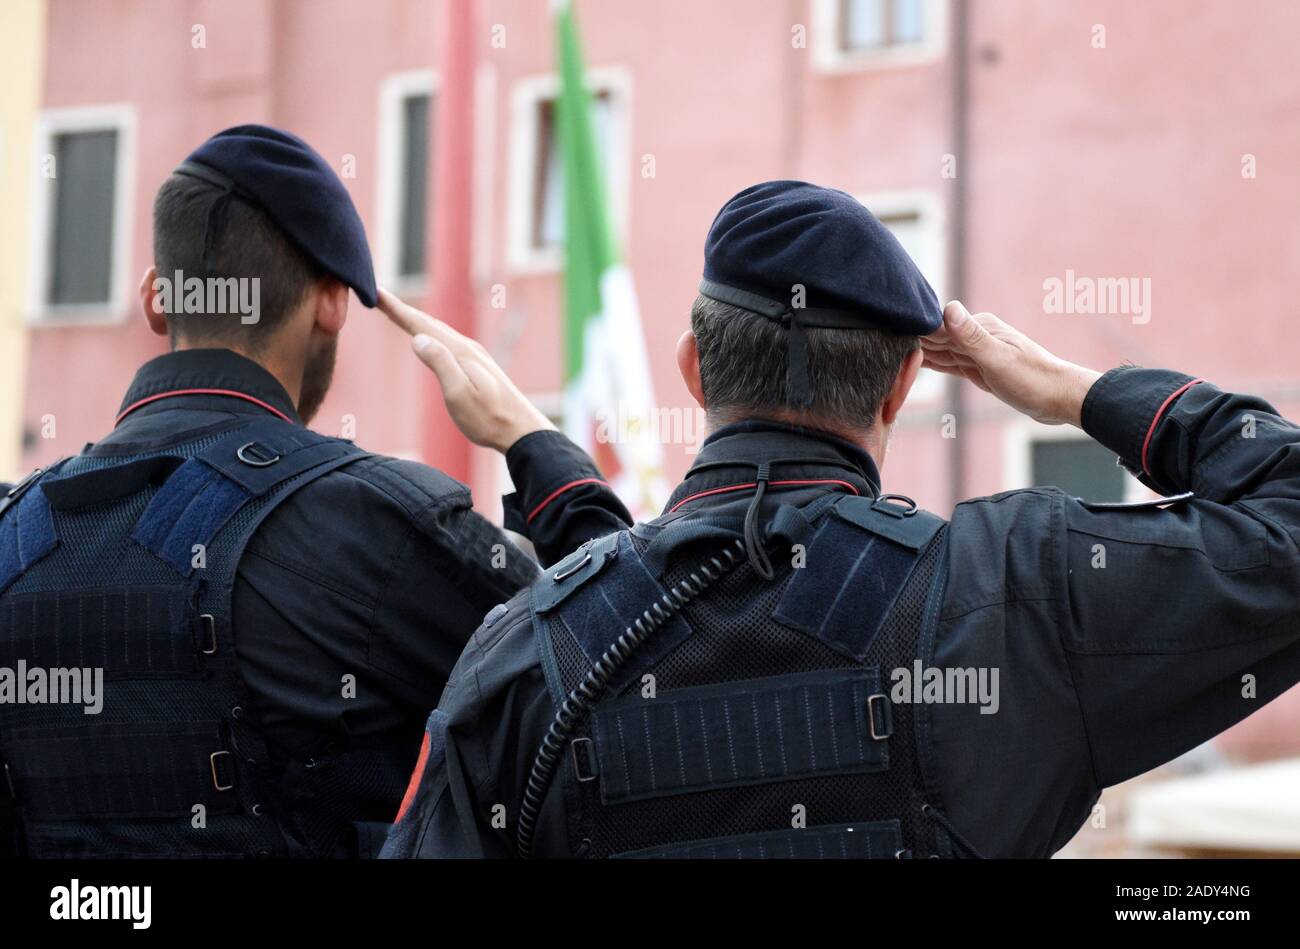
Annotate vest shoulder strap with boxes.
[0,460,70,595]
[772,494,947,662]
[831,493,947,550]
[531,530,623,616]
[131,418,367,576]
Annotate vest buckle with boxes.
[870,494,918,518]
[570,737,598,783]
[209,750,235,792]
[236,442,281,468]
[553,550,592,583]
[0,465,51,518]
[867,693,893,741]
[198,614,218,654]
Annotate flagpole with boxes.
[425,0,479,479]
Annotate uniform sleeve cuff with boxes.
[502,430,608,535]
[1080,366,1201,483]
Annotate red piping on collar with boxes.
[668,478,860,513]
[114,388,294,427]
[1140,379,1203,476]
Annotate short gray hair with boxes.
[690,294,919,430]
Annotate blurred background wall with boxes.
[0,0,45,481]
[4,0,1299,854]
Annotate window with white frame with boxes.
[378,72,437,289]
[814,0,945,71]
[533,93,613,250]
[856,190,945,403]
[1031,438,1128,501]
[1006,424,1137,501]
[30,106,135,321]
[508,70,630,273]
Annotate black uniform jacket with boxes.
[394,366,1300,858]
[0,348,630,854]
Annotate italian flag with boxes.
[555,0,666,516]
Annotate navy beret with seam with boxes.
[176,125,378,307]
[701,180,941,336]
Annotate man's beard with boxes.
[297,336,337,425]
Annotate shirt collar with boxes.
[666,419,882,513]
[116,349,301,427]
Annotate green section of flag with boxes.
[556,0,618,385]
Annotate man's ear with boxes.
[312,279,350,337]
[139,266,168,337]
[676,329,705,408]
[880,347,925,426]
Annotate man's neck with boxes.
[707,412,883,469]
[173,342,302,407]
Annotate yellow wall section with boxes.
[0,0,46,482]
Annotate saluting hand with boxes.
[921,301,1102,427]
[378,288,556,453]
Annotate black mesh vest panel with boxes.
[0,417,389,858]
[533,495,952,859]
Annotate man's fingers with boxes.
[380,289,463,351]
[413,334,472,398]
[378,288,430,336]
[942,300,995,356]
[920,348,973,369]
[923,359,979,376]
[379,287,477,357]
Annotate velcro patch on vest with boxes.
[612,819,903,859]
[132,459,252,576]
[591,668,889,805]
[132,420,365,577]
[4,720,240,820]
[0,485,57,596]
[773,499,941,661]
[553,533,692,677]
[1,585,200,677]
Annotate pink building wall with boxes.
[28,0,1300,507]
[22,0,1300,760]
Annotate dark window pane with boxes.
[533,99,557,250]
[399,93,432,278]
[1030,439,1127,501]
[49,129,117,306]
[534,92,612,250]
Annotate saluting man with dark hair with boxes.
[382,180,1300,859]
[0,126,628,859]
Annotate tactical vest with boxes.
[522,491,970,859]
[0,417,393,858]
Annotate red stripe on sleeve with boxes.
[393,730,433,824]
[525,477,611,525]
[1140,379,1204,476]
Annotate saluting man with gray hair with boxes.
[383,180,1300,859]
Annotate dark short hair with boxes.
[690,294,920,430]
[151,172,323,348]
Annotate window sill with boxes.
[815,41,946,75]
[506,246,563,277]
[26,304,129,328]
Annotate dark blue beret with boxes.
[700,181,941,405]
[701,180,941,336]
[176,125,377,307]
